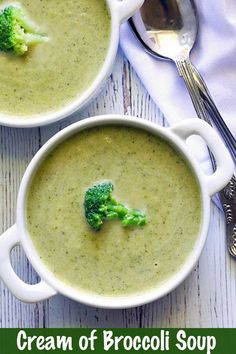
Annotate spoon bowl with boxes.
[131,0,197,61]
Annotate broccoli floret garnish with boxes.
[0,5,48,55]
[84,182,147,231]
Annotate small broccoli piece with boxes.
[0,5,48,55]
[84,182,147,231]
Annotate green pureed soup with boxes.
[0,0,110,116]
[27,126,202,296]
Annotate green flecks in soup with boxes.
[0,0,110,116]
[27,126,202,296]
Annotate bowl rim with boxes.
[0,0,119,128]
[17,115,210,309]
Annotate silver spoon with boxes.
[129,0,236,258]
[129,0,236,163]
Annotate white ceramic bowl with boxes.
[0,115,234,308]
[0,0,144,128]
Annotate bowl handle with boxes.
[0,225,57,303]
[116,0,144,23]
[169,119,234,196]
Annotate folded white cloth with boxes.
[120,0,236,207]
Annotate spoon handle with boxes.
[176,58,217,171]
[176,59,210,124]
[218,176,236,258]
[191,66,236,164]
[177,59,236,164]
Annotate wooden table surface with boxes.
[0,49,236,328]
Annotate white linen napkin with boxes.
[120,0,236,207]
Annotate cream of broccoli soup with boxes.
[27,126,202,296]
[0,0,110,116]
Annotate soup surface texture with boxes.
[0,0,110,116]
[27,126,202,296]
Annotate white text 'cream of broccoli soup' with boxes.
[0,0,110,116]
[27,126,202,296]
